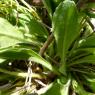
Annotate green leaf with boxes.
[42,0,54,18]
[0,47,30,60]
[86,11,95,18]
[27,19,48,37]
[0,47,59,74]
[0,58,5,63]
[52,0,79,73]
[0,17,29,48]
[42,0,63,18]
[42,77,71,95]
[68,33,95,65]
[76,33,95,54]
[69,33,95,65]
[86,3,95,9]
[18,12,48,36]
[72,79,93,95]
[83,75,95,92]
[70,54,95,65]
[67,50,90,63]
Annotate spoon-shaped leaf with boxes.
[52,0,79,74]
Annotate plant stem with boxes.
[39,33,54,56]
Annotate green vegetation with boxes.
[0,0,95,95]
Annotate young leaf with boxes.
[52,0,79,73]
